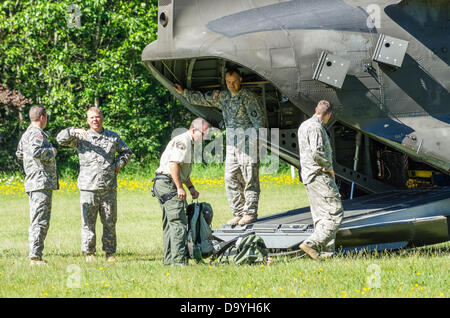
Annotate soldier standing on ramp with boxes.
[174,67,266,226]
[57,107,132,262]
[16,105,59,266]
[153,118,210,266]
[297,100,344,260]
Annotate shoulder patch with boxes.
[175,141,187,151]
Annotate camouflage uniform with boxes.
[298,115,343,256]
[16,125,58,259]
[154,130,193,265]
[182,88,265,217]
[56,127,132,255]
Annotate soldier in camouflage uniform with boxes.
[56,107,132,262]
[153,118,210,265]
[297,100,343,260]
[16,105,58,265]
[174,67,266,226]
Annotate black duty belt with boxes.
[154,173,172,181]
[152,174,177,205]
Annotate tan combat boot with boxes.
[30,257,47,266]
[106,254,116,263]
[299,243,321,261]
[238,214,257,225]
[227,216,242,226]
[85,253,96,263]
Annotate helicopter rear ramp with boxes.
[213,187,450,252]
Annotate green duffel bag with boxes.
[210,232,269,265]
[186,202,214,262]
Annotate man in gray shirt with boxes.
[57,107,132,262]
[16,105,58,265]
[297,100,343,260]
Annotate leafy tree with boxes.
[0,83,33,170]
[0,0,191,173]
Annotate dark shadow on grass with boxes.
[113,251,160,263]
[334,243,450,260]
[267,242,449,262]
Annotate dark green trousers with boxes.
[153,178,188,265]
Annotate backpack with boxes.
[186,202,214,263]
[210,232,269,265]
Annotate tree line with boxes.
[0,0,192,173]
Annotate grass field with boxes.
[0,168,448,299]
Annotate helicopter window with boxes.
[160,12,169,27]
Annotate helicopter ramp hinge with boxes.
[372,34,409,68]
[312,52,350,89]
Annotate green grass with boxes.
[0,178,448,298]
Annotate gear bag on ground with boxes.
[186,202,214,262]
[210,232,269,265]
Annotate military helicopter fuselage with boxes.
[142,0,450,251]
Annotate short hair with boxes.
[29,105,46,122]
[190,117,210,131]
[225,66,242,78]
[86,107,103,117]
[315,100,332,116]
